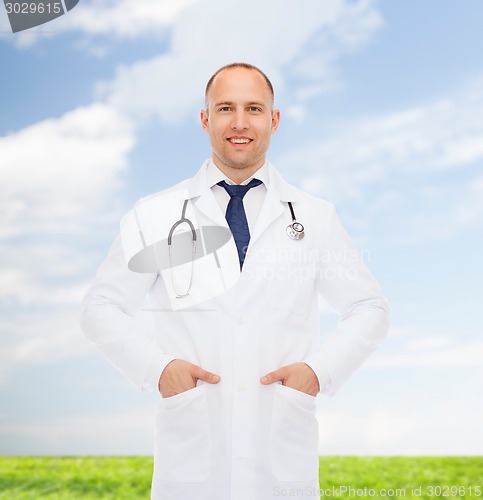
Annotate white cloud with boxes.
[317,407,482,455]
[0,102,134,238]
[0,103,135,326]
[0,409,155,454]
[299,79,482,173]
[6,0,198,48]
[277,76,483,242]
[288,90,483,200]
[0,266,89,307]
[469,175,483,194]
[0,309,90,386]
[366,326,483,369]
[406,335,452,351]
[64,0,197,37]
[286,0,383,95]
[5,0,383,71]
[370,340,483,369]
[102,0,383,124]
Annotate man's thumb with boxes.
[195,366,221,384]
[260,368,284,385]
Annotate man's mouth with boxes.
[227,137,252,144]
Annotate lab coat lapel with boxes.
[249,163,300,248]
[187,161,227,228]
[193,191,227,227]
[249,188,284,247]
[186,161,240,276]
[185,161,300,274]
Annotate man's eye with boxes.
[248,107,261,112]
[219,107,232,112]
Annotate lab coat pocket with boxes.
[270,384,319,482]
[154,384,211,482]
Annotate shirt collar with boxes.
[207,159,269,188]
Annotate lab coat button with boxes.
[236,318,245,326]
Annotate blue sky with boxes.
[1,0,482,456]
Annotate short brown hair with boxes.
[205,62,274,108]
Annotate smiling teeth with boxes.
[230,138,250,143]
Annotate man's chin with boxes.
[212,150,265,172]
[223,156,264,171]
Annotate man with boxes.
[81,63,389,499]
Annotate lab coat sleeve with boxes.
[80,234,175,393]
[303,203,390,397]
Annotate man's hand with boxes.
[158,359,221,398]
[260,362,320,396]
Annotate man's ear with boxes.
[271,109,281,134]
[200,109,209,132]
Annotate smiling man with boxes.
[81,63,390,500]
[201,65,279,181]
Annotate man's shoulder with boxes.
[289,182,334,208]
[134,177,191,207]
[268,162,335,210]
[131,160,208,208]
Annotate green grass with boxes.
[317,457,482,499]
[0,456,481,499]
[0,457,152,499]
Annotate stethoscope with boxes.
[167,199,197,298]
[286,201,305,240]
[168,199,304,298]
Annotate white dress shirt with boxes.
[206,159,269,234]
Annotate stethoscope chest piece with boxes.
[286,201,305,240]
[286,221,305,240]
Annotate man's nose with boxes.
[231,111,249,130]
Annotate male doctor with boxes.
[81,63,390,499]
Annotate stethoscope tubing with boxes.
[167,199,197,298]
[168,199,304,297]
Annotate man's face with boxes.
[201,68,280,180]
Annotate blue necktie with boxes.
[217,178,263,269]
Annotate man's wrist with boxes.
[144,355,176,393]
[157,358,178,392]
[303,360,331,393]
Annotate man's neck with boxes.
[212,157,265,184]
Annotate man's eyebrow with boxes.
[214,101,266,107]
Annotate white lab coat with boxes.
[80,160,389,500]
